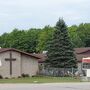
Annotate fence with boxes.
[39,68,78,77]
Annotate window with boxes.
[83,63,90,69]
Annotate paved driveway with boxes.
[0,83,90,90]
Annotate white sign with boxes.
[87,69,90,77]
[82,57,90,63]
[0,60,2,67]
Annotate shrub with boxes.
[0,75,3,79]
[18,76,22,78]
[21,73,29,77]
[25,74,29,77]
[5,77,9,79]
[21,73,26,77]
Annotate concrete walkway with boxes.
[0,83,90,90]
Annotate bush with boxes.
[18,76,22,78]
[32,75,44,77]
[21,73,26,77]
[5,77,9,79]
[0,75,3,79]
[21,73,29,77]
[25,74,29,77]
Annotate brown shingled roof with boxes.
[74,47,90,54]
[33,47,90,62]
[33,53,47,63]
[0,48,40,59]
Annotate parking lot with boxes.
[0,83,90,90]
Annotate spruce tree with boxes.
[46,19,77,68]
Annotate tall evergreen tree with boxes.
[46,19,77,68]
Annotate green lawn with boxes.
[0,76,81,83]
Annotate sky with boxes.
[0,0,90,35]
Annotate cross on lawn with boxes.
[5,51,16,75]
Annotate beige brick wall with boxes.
[0,51,21,78]
[21,54,39,76]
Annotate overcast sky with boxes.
[0,0,90,35]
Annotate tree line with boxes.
[0,23,90,53]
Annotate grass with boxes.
[0,76,81,83]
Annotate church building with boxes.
[0,48,40,78]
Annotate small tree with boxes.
[46,19,77,68]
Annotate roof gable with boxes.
[0,48,40,59]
